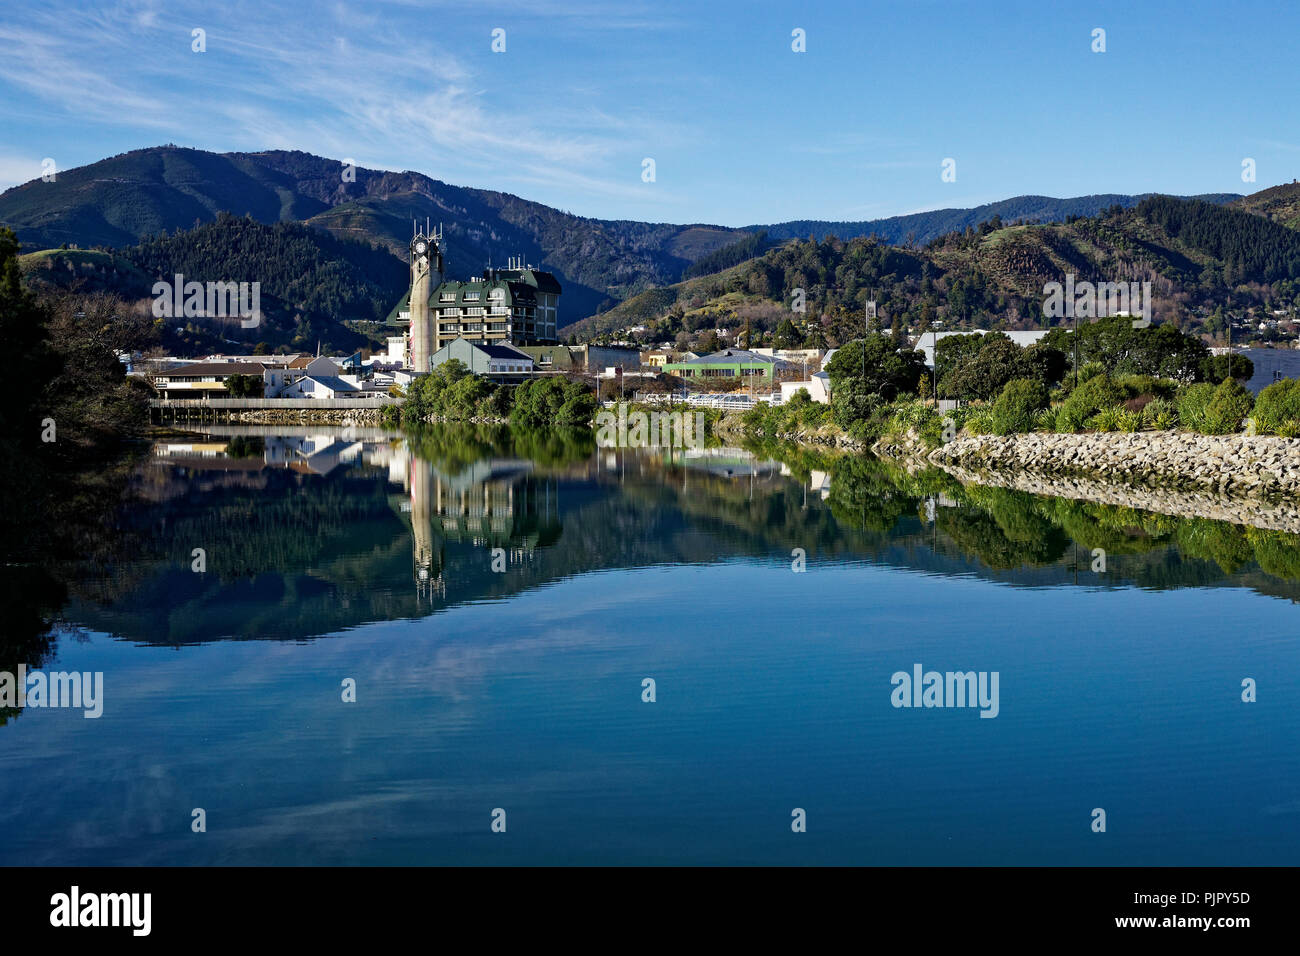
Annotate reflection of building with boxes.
[409,457,445,599]
[152,430,373,475]
[264,435,363,475]
[396,447,563,596]
[679,447,781,479]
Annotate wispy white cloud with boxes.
[0,0,676,205]
[0,152,48,190]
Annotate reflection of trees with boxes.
[825,456,925,533]
[0,566,65,726]
[0,447,143,725]
[936,510,1062,570]
[403,423,595,474]
[133,470,400,579]
[1175,519,1255,575]
[936,486,1071,569]
[1247,528,1300,580]
[31,425,1300,657]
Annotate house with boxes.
[753,347,824,366]
[643,350,675,368]
[910,330,1049,368]
[278,373,362,399]
[515,344,640,373]
[264,356,341,397]
[780,371,832,404]
[430,338,535,379]
[661,349,784,382]
[153,360,273,400]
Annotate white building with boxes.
[910,330,1050,368]
[780,371,832,404]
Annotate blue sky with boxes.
[1,0,1297,227]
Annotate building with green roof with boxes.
[387,256,560,361]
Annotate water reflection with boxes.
[13,422,1300,655]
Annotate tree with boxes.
[943,334,1024,401]
[825,335,927,426]
[990,379,1049,435]
[510,377,596,427]
[1200,353,1254,384]
[773,318,799,350]
[225,374,263,398]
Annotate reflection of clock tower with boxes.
[408,223,444,373]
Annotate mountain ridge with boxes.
[0,145,1261,323]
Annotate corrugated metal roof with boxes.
[303,375,359,392]
[158,361,268,377]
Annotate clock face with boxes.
[414,240,427,254]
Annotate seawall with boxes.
[928,432,1300,498]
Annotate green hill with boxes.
[0,145,1261,326]
[569,195,1300,347]
[1231,180,1300,231]
[19,214,408,354]
[18,248,153,296]
[0,146,747,322]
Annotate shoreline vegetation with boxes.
[739,318,1300,501]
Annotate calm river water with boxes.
[1,424,1297,864]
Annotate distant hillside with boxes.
[1232,180,1300,230]
[748,193,1241,247]
[569,193,1300,346]
[0,146,747,322]
[18,248,153,296]
[20,214,407,354]
[0,145,1261,327]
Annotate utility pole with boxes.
[1073,308,1079,390]
[863,299,874,418]
[932,326,938,407]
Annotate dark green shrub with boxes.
[990,378,1049,435]
[1200,353,1254,384]
[1175,383,1216,432]
[1252,378,1300,435]
[1197,379,1254,434]
[1057,374,1124,432]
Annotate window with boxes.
[464,291,480,302]
[438,293,455,302]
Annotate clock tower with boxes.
[408,223,444,373]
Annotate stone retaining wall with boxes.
[929,432,1300,498]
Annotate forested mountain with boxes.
[569,191,1300,348]
[1231,179,1300,229]
[0,145,1254,325]
[0,146,745,320]
[748,192,1241,246]
[20,214,405,353]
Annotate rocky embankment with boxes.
[928,431,1300,499]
